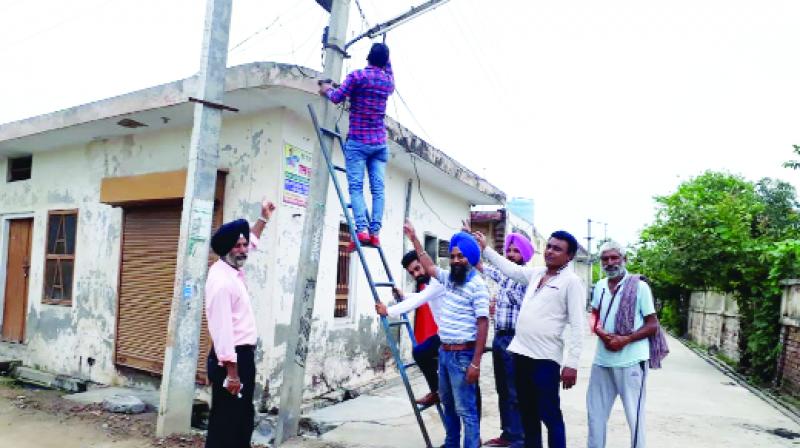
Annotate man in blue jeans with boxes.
[319,43,394,248]
[404,219,489,448]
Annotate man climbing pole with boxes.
[319,42,394,249]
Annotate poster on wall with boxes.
[283,143,312,208]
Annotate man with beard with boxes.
[476,230,585,448]
[587,241,668,448]
[204,199,276,448]
[404,220,489,448]
[480,233,535,448]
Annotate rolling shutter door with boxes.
[115,204,218,379]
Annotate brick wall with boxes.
[779,325,800,396]
[777,280,800,397]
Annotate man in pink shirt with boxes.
[204,199,275,448]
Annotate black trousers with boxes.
[412,334,441,393]
[205,345,256,448]
[514,355,566,448]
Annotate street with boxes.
[0,332,798,447]
[311,332,800,447]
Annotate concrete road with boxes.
[310,333,800,447]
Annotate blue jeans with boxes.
[513,355,566,448]
[344,139,388,234]
[439,348,480,448]
[493,334,524,445]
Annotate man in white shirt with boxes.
[476,230,586,448]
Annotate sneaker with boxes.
[347,231,371,252]
[369,233,381,247]
[415,392,439,406]
[483,437,512,447]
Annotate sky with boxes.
[1,0,799,248]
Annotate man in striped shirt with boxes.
[319,43,394,249]
[404,220,489,448]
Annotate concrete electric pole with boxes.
[275,0,351,443]
[156,0,233,437]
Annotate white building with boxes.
[0,62,504,403]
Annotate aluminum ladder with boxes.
[308,104,443,447]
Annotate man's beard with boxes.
[224,252,247,269]
[603,265,626,279]
[415,274,431,289]
[449,264,469,284]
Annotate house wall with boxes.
[0,106,479,401]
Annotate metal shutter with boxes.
[115,204,218,379]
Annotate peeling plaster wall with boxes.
[0,105,485,401]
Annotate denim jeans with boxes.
[513,355,566,448]
[439,348,480,448]
[343,138,388,234]
[493,334,525,446]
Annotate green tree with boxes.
[784,144,800,170]
[634,171,800,383]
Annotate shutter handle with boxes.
[22,256,30,278]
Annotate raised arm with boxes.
[321,71,358,104]
[404,220,438,278]
[475,231,534,285]
[251,199,276,240]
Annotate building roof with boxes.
[0,62,504,205]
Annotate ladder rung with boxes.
[389,320,409,327]
[403,361,417,370]
[374,282,394,288]
[321,127,341,138]
[333,165,346,173]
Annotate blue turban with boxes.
[449,231,481,266]
[211,219,250,256]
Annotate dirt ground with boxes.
[0,380,343,448]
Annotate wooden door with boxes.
[2,219,33,342]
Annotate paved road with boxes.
[310,333,800,447]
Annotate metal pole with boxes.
[275,0,351,443]
[156,0,232,437]
[586,218,593,303]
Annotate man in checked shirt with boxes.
[478,231,535,448]
[319,43,394,249]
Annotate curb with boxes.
[676,337,800,426]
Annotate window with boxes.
[43,210,78,305]
[424,234,438,263]
[335,223,352,318]
[7,155,32,182]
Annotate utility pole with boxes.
[586,218,594,304]
[275,0,351,443]
[156,0,232,437]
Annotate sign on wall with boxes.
[283,143,312,208]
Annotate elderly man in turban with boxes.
[474,230,534,448]
[403,219,489,448]
[204,199,276,448]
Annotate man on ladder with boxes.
[319,42,394,249]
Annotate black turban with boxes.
[211,219,250,256]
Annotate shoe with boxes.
[415,392,440,406]
[483,437,512,447]
[347,231,371,252]
[369,233,380,247]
